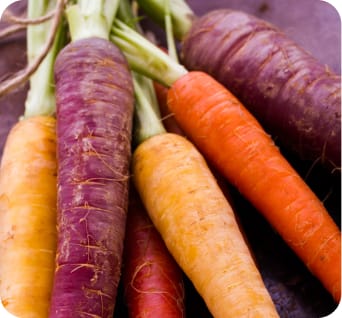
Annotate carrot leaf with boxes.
[117,0,142,31]
[110,19,187,87]
[163,0,178,62]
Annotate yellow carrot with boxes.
[129,72,279,318]
[0,1,65,316]
[133,133,280,318]
[0,116,57,317]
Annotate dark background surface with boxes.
[0,1,341,317]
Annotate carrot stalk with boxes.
[117,0,162,121]
[111,19,187,86]
[24,0,65,117]
[110,20,341,302]
[135,0,194,41]
[0,1,66,316]
[48,1,134,317]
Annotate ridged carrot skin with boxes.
[123,187,186,318]
[132,132,280,318]
[49,37,134,318]
[0,116,57,318]
[167,71,341,302]
[180,9,341,171]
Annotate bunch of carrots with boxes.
[0,1,340,318]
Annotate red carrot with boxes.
[49,2,134,317]
[123,186,186,318]
[111,20,341,303]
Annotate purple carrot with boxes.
[180,9,341,172]
[48,2,134,317]
[49,35,134,318]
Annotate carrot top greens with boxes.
[135,0,194,40]
[65,0,120,41]
[24,0,66,118]
[110,19,187,87]
[133,73,166,145]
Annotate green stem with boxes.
[66,0,120,41]
[133,73,166,145]
[118,0,161,116]
[135,0,195,40]
[110,19,188,87]
[24,0,66,118]
[117,0,141,30]
[164,0,178,62]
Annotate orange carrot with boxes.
[167,71,341,302]
[111,20,341,303]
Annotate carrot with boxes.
[119,43,280,316]
[0,116,57,318]
[115,6,187,314]
[154,80,184,135]
[167,71,341,302]
[136,0,341,173]
[0,1,65,317]
[48,1,134,317]
[111,19,341,303]
[123,185,186,318]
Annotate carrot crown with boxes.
[65,0,120,41]
[110,19,187,87]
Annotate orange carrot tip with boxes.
[110,18,341,303]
